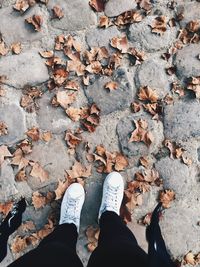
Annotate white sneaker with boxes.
[98,171,124,219]
[59,183,85,232]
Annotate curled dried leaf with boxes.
[26,15,43,31]
[89,0,105,12]
[104,81,118,91]
[110,36,129,53]
[26,127,40,141]
[0,121,8,136]
[138,86,159,103]
[11,42,22,55]
[54,179,69,200]
[151,16,167,35]
[99,15,112,28]
[159,189,175,208]
[52,5,64,19]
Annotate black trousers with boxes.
[8,211,148,267]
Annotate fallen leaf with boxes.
[65,131,82,150]
[159,189,175,208]
[138,212,152,226]
[151,16,167,35]
[129,119,154,147]
[30,162,49,183]
[98,15,112,28]
[0,40,9,56]
[32,191,47,209]
[104,81,118,91]
[15,169,27,181]
[0,145,12,166]
[128,47,147,65]
[89,0,105,12]
[26,15,43,31]
[13,0,32,12]
[171,82,185,96]
[54,179,69,200]
[11,148,29,170]
[41,131,52,142]
[86,226,99,252]
[182,154,193,166]
[11,236,28,254]
[67,59,85,76]
[114,153,129,171]
[187,76,200,99]
[39,50,54,58]
[184,252,196,265]
[0,121,8,136]
[66,161,92,179]
[19,221,36,232]
[54,91,76,109]
[11,42,22,54]
[52,5,64,19]
[110,36,129,53]
[26,127,40,141]
[138,86,159,103]
[115,10,143,26]
[0,201,13,216]
[131,101,141,113]
[139,156,150,168]
[66,107,88,122]
[164,139,184,159]
[137,0,152,11]
[52,68,69,86]
[83,75,90,86]
[85,61,102,74]
[65,80,80,91]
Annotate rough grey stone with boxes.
[37,91,74,134]
[117,113,164,158]
[86,26,120,51]
[164,101,200,141]
[1,246,13,267]
[177,1,200,28]
[135,58,170,97]
[160,204,200,257]
[26,136,74,190]
[175,44,200,79]
[48,0,97,31]
[0,49,49,88]
[155,157,195,198]
[128,16,177,52]
[0,6,48,45]
[104,0,137,17]
[0,161,18,202]
[0,103,26,145]
[84,68,134,115]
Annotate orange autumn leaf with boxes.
[11,236,28,254]
[66,161,92,179]
[30,162,49,182]
[98,15,112,28]
[54,179,69,200]
[104,81,118,91]
[138,86,159,103]
[26,127,40,141]
[159,189,175,208]
[32,191,47,209]
[0,201,13,216]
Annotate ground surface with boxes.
[0,0,200,266]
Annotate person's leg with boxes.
[87,172,148,267]
[8,183,85,267]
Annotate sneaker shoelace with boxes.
[104,185,120,212]
[62,197,80,224]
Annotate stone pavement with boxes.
[0,0,200,266]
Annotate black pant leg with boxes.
[87,211,148,267]
[8,223,83,267]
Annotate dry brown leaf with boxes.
[39,50,54,58]
[129,119,154,147]
[85,61,102,74]
[0,40,9,56]
[30,162,49,183]
[131,101,141,113]
[19,221,36,232]
[41,131,52,142]
[137,0,152,11]
[139,156,150,168]
[182,155,193,166]
[114,153,129,171]
[89,0,105,12]
[15,169,27,182]
[164,139,184,159]
[52,68,69,86]
[66,161,92,179]
[67,59,85,76]
[159,189,175,208]
[11,42,22,55]
[52,5,64,19]
[65,131,82,149]
[128,47,147,65]
[35,219,54,240]
[32,191,47,209]
[187,76,200,99]
[86,226,99,252]
[26,127,40,141]
[11,148,29,170]
[151,16,167,35]
[54,179,69,200]
[54,91,77,109]
[115,10,143,26]
[66,107,88,122]
[26,15,43,31]
[184,252,196,265]
[83,75,90,86]
[0,121,8,136]
[65,80,80,91]
[11,236,28,254]
[104,81,118,91]
[98,15,112,28]
[0,201,13,216]
[13,0,32,12]
[18,139,32,155]
[0,145,12,166]
[171,82,185,96]
[110,36,129,53]
[138,86,159,103]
